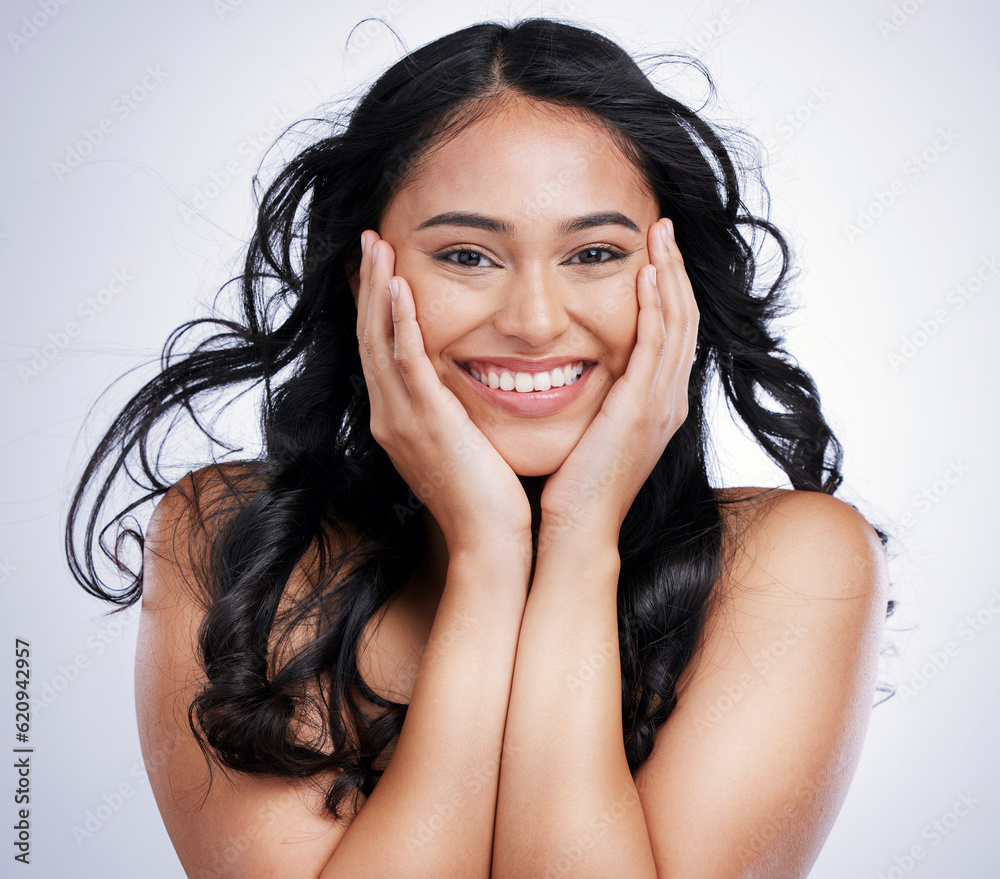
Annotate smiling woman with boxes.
[365,97,660,474]
[66,16,890,879]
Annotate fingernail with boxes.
[371,241,379,266]
[648,265,657,286]
[661,219,674,245]
[389,278,399,301]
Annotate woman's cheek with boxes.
[414,277,462,323]
[588,279,640,371]
[410,279,485,362]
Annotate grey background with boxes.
[2,0,996,875]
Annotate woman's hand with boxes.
[539,218,699,551]
[356,230,533,555]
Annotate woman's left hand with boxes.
[538,217,699,551]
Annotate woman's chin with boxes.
[496,443,572,478]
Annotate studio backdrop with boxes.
[2,0,996,876]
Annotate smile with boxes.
[457,358,595,417]
[464,359,586,393]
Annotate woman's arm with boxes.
[491,215,887,877]
[491,528,656,878]
[140,226,542,877]
[490,488,888,879]
[493,216,694,878]
[322,536,530,877]
[138,469,531,879]
[634,488,888,878]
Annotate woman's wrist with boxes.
[446,534,534,583]
[437,509,533,559]
[534,518,621,585]
[536,509,621,562]
[445,519,533,550]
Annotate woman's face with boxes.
[361,96,661,477]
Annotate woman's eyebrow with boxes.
[414,210,641,236]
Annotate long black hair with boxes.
[66,17,885,819]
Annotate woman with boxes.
[68,17,890,878]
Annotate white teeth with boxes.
[469,361,585,393]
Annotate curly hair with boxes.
[66,17,885,819]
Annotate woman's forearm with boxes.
[492,532,657,879]
[323,542,531,879]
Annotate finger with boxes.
[356,230,381,390]
[650,222,700,438]
[618,223,671,393]
[356,230,375,346]
[363,236,410,401]
[622,260,667,392]
[388,274,449,409]
[651,218,699,382]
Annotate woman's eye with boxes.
[435,246,626,269]
[438,249,496,268]
[568,247,626,265]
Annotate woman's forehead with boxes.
[386,99,655,234]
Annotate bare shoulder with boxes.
[144,461,364,603]
[700,483,890,690]
[138,463,358,876]
[143,461,267,604]
[635,487,890,877]
[711,484,888,606]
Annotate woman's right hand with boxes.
[356,229,533,556]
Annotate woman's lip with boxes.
[456,360,593,417]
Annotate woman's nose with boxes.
[491,267,572,347]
